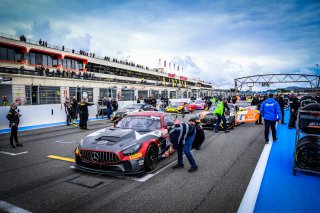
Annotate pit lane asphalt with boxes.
[0,113,265,213]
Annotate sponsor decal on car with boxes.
[129,152,143,160]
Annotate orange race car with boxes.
[233,101,260,124]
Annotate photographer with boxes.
[6,103,23,148]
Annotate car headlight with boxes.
[122,144,142,156]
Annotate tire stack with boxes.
[294,103,320,175]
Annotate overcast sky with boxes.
[1,0,319,89]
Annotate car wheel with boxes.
[145,144,158,171]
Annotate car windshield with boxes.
[236,102,251,108]
[115,115,161,130]
[170,102,184,107]
[195,101,205,104]
[124,104,142,110]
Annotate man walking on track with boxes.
[260,94,282,144]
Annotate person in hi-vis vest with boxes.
[213,97,230,133]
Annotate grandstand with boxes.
[0,33,213,105]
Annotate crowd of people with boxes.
[4,88,318,176]
[31,66,95,80]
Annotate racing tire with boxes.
[295,136,320,171]
[145,144,158,171]
[298,103,320,134]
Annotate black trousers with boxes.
[281,108,285,123]
[79,113,88,129]
[66,114,72,125]
[264,120,276,141]
[10,125,18,144]
[289,111,297,128]
[215,115,227,131]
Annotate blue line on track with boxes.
[0,118,105,134]
[254,110,320,213]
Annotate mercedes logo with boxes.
[91,152,99,163]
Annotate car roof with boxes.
[128,111,169,117]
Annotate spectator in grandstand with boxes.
[19,35,26,42]
[6,103,23,148]
[39,39,42,45]
[260,94,282,144]
[62,45,65,51]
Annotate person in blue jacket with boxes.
[260,94,282,144]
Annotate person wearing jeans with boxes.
[260,94,282,144]
[162,122,198,173]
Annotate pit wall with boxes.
[0,98,192,130]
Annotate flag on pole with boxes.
[164,60,166,67]
[158,58,161,67]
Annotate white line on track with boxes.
[132,150,195,182]
[0,151,28,156]
[237,123,277,213]
[0,200,32,213]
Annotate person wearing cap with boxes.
[162,121,198,173]
[213,97,230,133]
[190,117,205,150]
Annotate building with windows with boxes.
[0,33,213,105]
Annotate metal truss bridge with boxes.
[234,74,320,92]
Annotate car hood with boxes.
[79,127,161,153]
[115,109,140,115]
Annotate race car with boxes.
[197,104,236,129]
[75,111,179,174]
[193,100,206,110]
[165,102,194,113]
[234,101,260,124]
[187,102,198,111]
[110,103,157,121]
